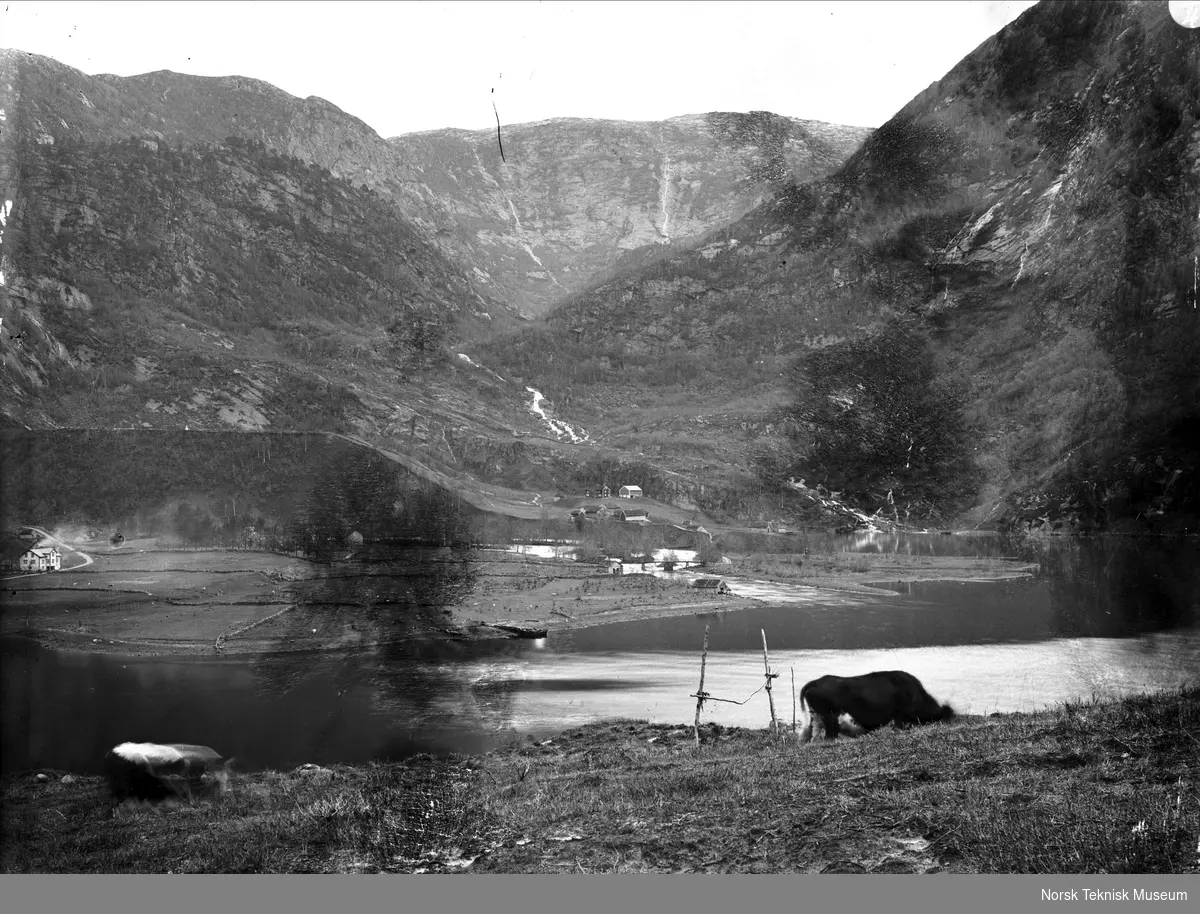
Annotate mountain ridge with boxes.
[0,46,870,522]
[472,0,1200,532]
[1,47,871,317]
[3,0,1197,533]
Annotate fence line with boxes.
[135,545,310,557]
[690,625,787,745]
[214,603,299,653]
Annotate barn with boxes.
[691,577,731,594]
[619,485,643,498]
[618,507,650,523]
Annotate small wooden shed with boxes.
[692,577,731,594]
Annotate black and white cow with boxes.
[796,671,955,744]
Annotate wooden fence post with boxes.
[762,629,778,738]
[791,666,797,737]
[693,623,710,748]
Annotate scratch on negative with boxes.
[492,98,506,163]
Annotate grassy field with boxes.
[2,541,1041,656]
[1,547,315,656]
[3,686,1197,874]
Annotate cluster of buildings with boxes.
[579,485,643,500]
[569,484,650,524]
[1,532,62,574]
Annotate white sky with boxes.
[2,1,1043,137]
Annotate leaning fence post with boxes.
[762,629,778,738]
[693,623,710,748]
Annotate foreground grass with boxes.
[3,687,1198,873]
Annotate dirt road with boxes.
[0,525,93,582]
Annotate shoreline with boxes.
[4,548,1042,659]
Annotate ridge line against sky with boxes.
[6,1,1042,136]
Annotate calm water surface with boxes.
[3,535,1197,774]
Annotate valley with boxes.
[2,0,1200,881]
[4,2,1197,537]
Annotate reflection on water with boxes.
[719,528,1021,558]
[482,630,1200,736]
[3,535,1199,774]
[0,637,518,775]
[836,529,1016,557]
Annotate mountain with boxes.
[386,113,869,315]
[0,46,870,520]
[473,0,1200,532]
[0,47,533,436]
[9,1,1194,534]
[0,48,868,317]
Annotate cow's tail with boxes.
[795,685,815,745]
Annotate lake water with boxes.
[3,534,1198,775]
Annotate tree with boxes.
[783,327,978,517]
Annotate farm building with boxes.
[691,577,731,594]
[617,507,650,523]
[1,542,61,573]
[680,521,712,539]
[619,485,643,498]
[27,545,61,572]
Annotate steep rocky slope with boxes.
[387,113,869,315]
[0,118,522,434]
[0,48,868,317]
[475,0,1200,532]
[6,2,1196,533]
[0,48,512,317]
[0,46,870,520]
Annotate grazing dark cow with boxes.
[796,671,955,744]
[103,742,234,815]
